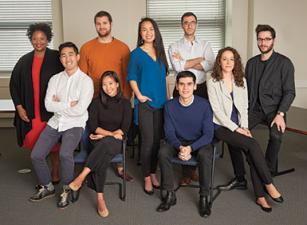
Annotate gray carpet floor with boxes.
[0,127,306,225]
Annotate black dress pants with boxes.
[215,127,273,197]
[228,110,284,177]
[159,143,213,197]
[86,137,122,193]
[138,102,163,177]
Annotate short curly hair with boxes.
[211,47,245,87]
[26,23,53,42]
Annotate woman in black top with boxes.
[69,71,132,217]
[10,23,63,183]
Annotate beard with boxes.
[258,43,274,54]
[97,28,111,38]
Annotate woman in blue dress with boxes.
[127,17,169,195]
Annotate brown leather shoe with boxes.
[191,170,199,182]
[180,177,192,186]
[118,171,134,182]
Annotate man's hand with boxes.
[70,100,78,107]
[172,52,183,61]
[52,95,60,102]
[178,146,192,161]
[16,105,30,122]
[271,114,286,133]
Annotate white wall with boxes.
[2,0,307,108]
[251,0,307,108]
[61,0,145,50]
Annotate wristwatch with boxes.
[277,111,285,117]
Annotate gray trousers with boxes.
[31,125,83,185]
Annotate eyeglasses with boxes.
[182,21,197,26]
[257,37,273,43]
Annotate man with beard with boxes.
[219,24,295,191]
[77,10,133,181]
[79,11,131,98]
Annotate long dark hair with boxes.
[211,47,245,87]
[137,17,169,73]
[99,71,123,107]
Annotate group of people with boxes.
[10,10,295,219]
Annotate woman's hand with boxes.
[89,133,104,140]
[16,105,30,122]
[137,95,152,103]
[235,127,251,137]
[242,128,253,137]
[113,129,124,136]
[113,133,123,140]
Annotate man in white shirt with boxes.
[168,12,215,185]
[169,12,215,99]
[29,42,94,208]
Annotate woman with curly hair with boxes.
[10,23,63,183]
[207,47,283,213]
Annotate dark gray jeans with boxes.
[31,125,83,185]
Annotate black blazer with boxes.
[245,51,295,115]
[9,48,64,146]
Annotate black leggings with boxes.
[86,137,122,193]
[138,102,163,177]
[215,127,273,197]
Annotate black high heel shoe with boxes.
[152,184,160,189]
[143,187,154,195]
[264,188,284,203]
[255,201,272,213]
[70,188,80,202]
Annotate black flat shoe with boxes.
[256,201,272,213]
[143,187,154,195]
[264,189,284,203]
[268,194,284,203]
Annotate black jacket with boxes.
[245,51,295,115]
[9,48,64,146]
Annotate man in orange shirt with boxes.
[77,10,133,181]
[79,10,131,98]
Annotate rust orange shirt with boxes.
[79,37,131,98]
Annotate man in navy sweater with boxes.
[156,71,214,218]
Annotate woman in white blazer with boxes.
[207,47,283,213]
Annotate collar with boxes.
[179,95,195,107]
[182,36,200,45]
[63,67,80,78]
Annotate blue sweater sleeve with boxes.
[190,104,214,151]
[164,103,181,149]
[127,50,138,81]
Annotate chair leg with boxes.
[121,141,126,201]
[210,143,222,205]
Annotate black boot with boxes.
[199,196,211,217]
[156,191,176,212]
